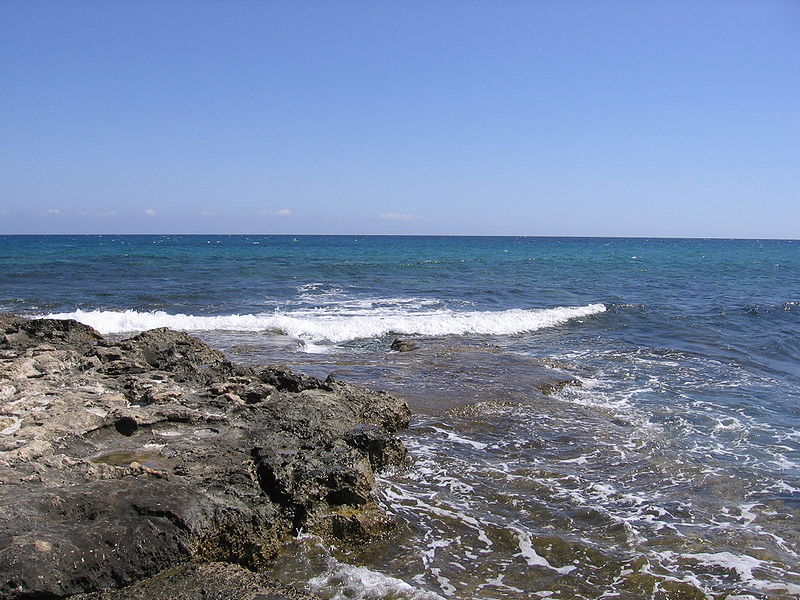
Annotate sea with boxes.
[1,234,798,599]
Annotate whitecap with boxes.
[41,303,607,343]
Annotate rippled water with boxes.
[2,235,799,598]
[249,335,800,599]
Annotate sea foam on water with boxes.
[42,303,607,343]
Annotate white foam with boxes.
[657,551,800,596]
[307,559,447,600]
[41,304,606,343]
[667,551,763,581]
[513,528,576,574]
[430,426,489,450]
[479,574,525,593]
[0,416,21,436]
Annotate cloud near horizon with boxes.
[46,208,62,215]
[144,208,156,216]
[76,210,117,217]
[379,212,427,221]
[260,208,292,217]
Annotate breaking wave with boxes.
[41,303,606,343]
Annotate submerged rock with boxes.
[73,562,319,600]
[390,338,419,352]
[0,316,410,599]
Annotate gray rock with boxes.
[0,316,410,599]
[0,315,103,353]
[390,338,419,352]
[73,561,318,600]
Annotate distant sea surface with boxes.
[2,235,799,599]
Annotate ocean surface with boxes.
[2,234,799,599]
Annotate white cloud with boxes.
[200,210,213,216]
[379,212,427,221]
[0,209,7,215]
[77,210,117,217]
[260,208,292,217]
[47,208,62,215]
[144,208,157,216]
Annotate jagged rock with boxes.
[390,338,419,352]
[0,316,410,599]
[0,315,102,353]
[257,366,335,393]
[343,424,407,470]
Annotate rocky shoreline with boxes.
[0,316,410,599]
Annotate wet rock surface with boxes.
[215,335,583,415]
[389,338,419,352]
[0,316,410,599]
[73,562,319,600]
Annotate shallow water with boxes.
[3,234,799,598]
[238,335,800,600]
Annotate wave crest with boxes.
[41,304,606,343]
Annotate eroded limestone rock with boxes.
[0,316,410,599]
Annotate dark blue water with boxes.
[2,235,796,314]
[2,235,799,598]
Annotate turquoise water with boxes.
[1,235,799,598]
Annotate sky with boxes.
[1,1,799,237]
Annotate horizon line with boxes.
[1,233,798,242]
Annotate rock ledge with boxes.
[0,316,410,599]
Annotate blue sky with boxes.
[1,1,799,237]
